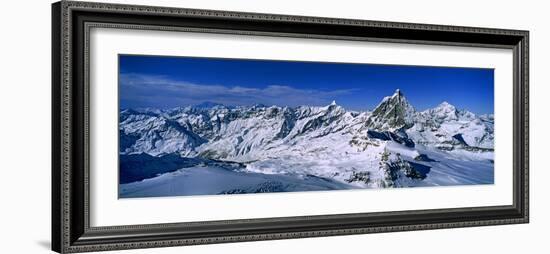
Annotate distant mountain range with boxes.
[119,89,494,195]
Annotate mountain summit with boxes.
[366,89,416,130]
[425,101,459,122]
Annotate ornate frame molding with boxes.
[52,1,529,253]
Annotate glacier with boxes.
[119,89,494,198]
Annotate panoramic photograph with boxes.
[118,55,495,198]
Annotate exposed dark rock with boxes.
[367,130,391,141]
[388,130,415,148]
[367,129,415,148]
[379,150,430,187]
[366,89,415,130]
[452,134,469,146]
[345,171,371,184]
[414,154,437,162]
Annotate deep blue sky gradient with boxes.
[119,55,494,114]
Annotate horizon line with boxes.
[120,99,494,115]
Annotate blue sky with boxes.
[119,55,494,114]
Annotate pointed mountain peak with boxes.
[392,89,403,97]
[424,101,460,121]
[322,100,343,113]
[436,101,456,110]
[439,101,452,106]
[391,89,409,105]
[379,89,408,104]
[367,89,415,130]
[379,89,411,107]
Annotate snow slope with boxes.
[120,165,356,198]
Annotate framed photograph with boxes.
[52,1,529,253]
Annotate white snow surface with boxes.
[120,166,356,198]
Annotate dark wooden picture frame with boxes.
[52,1,529,253]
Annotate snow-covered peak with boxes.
[300,100,345,116]
[376,89,412,108]
[436,101,455,110]
[433,101,457,115]
[421,101,481,124]
[392,89,403,98]
[366,89,416,130]
[418,101,459,123]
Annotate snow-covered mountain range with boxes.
[119,89,494,197]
